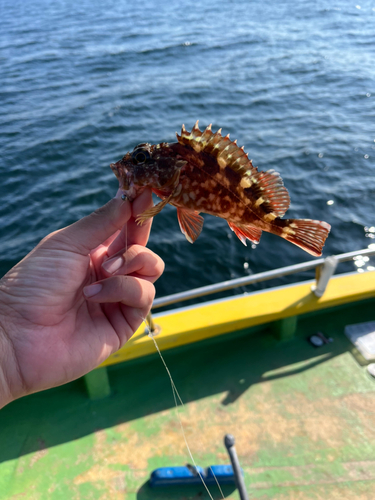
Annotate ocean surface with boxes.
[1,0,375,304]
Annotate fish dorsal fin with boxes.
[176,121,258,177]
[176,122,290,218]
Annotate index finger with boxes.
[107,188,153,256]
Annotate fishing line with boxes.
[209,466,225,499]
[147,329,184,407]
[132,201,223,497]
[147,331,216,500]
[144,321,224,500]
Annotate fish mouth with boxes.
[110,160,141,201]
[110,162,121,181]
[110,161,131,191]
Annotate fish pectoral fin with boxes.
[136,193,174,225]
[227,222,262,246]
[177,208,204,244]
[136,171,183,225]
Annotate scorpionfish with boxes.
[110,121,331,256]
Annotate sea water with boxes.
[1,0,375,304]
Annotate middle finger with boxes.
[102,245,164,283]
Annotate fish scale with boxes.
[110,122,331,256]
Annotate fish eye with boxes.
[131,149,150,165]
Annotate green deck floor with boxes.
[1,299,375,499]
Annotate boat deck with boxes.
[1,298,375,499]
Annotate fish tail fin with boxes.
[272,218,331,256]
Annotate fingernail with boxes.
[83,283,102,297]
[102,256,123,274]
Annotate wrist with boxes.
[0,304,22,409]
[0,324,13,409]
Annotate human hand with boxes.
[0,189,164,408]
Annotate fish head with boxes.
[110,142,185,201]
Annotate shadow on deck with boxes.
[0,298,373,465]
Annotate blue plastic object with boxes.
[149,464,240,487]
[207,465,239,484]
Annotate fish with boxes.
[110,121,331,256]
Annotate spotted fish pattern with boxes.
[110,122,331,256]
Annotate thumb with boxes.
[58,192,132,254]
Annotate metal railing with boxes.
[152,247,375,310]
